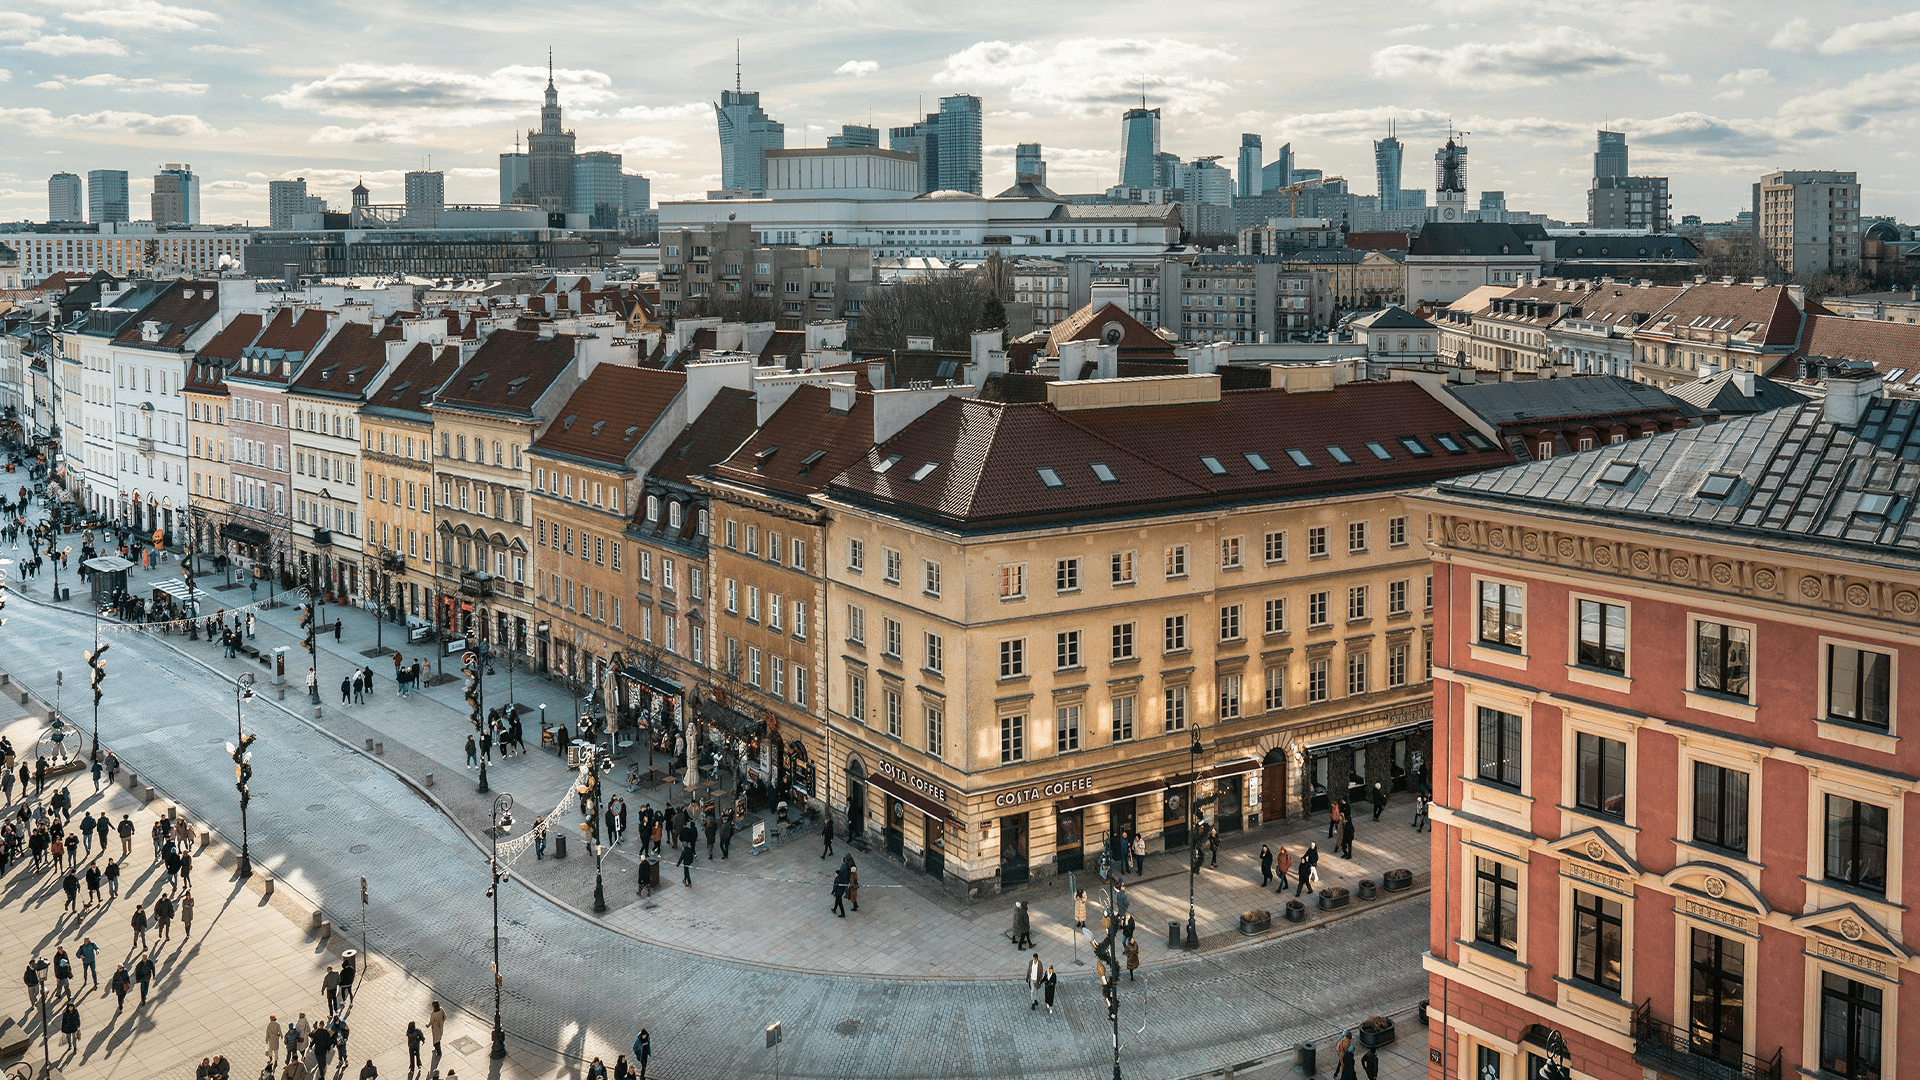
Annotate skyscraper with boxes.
[1373,122,1404,213]
[572,151,624,229]
[1261,144,1292,193]
[1236,134,1262,199]
[1119,105,1161,189]
[404,169,445,226]
[500,138,530,205]
[87,169,129,224]
[48,172,82,222]
[888,94,983,195]
[268,178,325,229]
[826,124,879,149]
[715,48,786,197]
[528,52,577,213]
[623,173,651,214]
[1015,143,1046,185]
[1594,129,1629,182]
[151,163,199,225]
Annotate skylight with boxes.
[1887,368,1909,383]
[909,462,940,482]
[1366,442,1392,460]
[1434,434,1465,454]
[1036,466,1064,489]
[590,420,606,435]
[1460,430,1496,451]
[1090,462,1118,483]
[872,453,902,473]
[800,449,827,469]
[1324,445,1352,465]
[1286,449,1314,469]
[561,414,579,429]
[1243,452,1271,472]
[1858,491,1894,516]
[754,445,780,464]
[1598,461,1638,486]
[1398,436,1431,458]
[1199,455,1228,476]
[1697,473,1739,500]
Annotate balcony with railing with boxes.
[1631,1001,1781,1080]
[137,437,155,454]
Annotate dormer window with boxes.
[646,494,659,521]
[1598,461,1638,487]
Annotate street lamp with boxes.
[1092,910,1123,1080]
[85,632,107,765]
[488,793,512,1060]
[1183,731,1203,950]
[1537,1030,1571,1080]
[593,842,608,915]
[31,956,49,1077]
[229,672,257,878]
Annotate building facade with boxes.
[1755,169,1862,279]
[151,164,199,226]
[358,326,465,620]
[287,318,394,601]
[88,170,129,224]
[715,89,785,197]
[49,173,83,223]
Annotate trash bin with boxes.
[1167,921,1181,948]
[554,833,567,859]
[1297,1040,1316,1074]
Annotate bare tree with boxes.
[851,271,993,351]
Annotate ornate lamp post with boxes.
[229,672,257,878]
[488,793,513,1060]
[1183,729,1203,950]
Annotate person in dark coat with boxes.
[133,953,154,1003]
[1371,781,1386,822]
[108,963,131,1010]
[1295,843,1319,897]
[677,842,694,887]
[1361,1045,1379,1080]
[1009,901,1033,949]
[820,814,835,858]
[1340,814,1356,859]
[1259,844,1273,887]
[1042,965,1057,1015]
[830,861,849,917]
[718,816,734,859]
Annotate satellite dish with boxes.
[1100,322,1125,345]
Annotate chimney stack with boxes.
[1823,368,1882,427]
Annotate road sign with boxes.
[462,651,477,667]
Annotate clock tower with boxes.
[1434,132,1469,222]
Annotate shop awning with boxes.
[868,770,953,821]
[1202,757,1262,781]
[1059,777,1168,812]
[221,523,269,547]
[619,666,684,698]
[1306,717,1432,756]
[149,578,209,605]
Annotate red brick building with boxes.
[1410,371,1915,1080]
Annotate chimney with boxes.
[1732,369,1755,397]
[1094,342,1118,381]
[828,381,856,413]
[905,335,934,352]
[866,360,888,391]
[1823,368,1882,427]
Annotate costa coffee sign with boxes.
[876,759,948,804]
[994,775,1095,808]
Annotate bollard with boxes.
[17,689,27,704]
[319,920,332,941]
[0,671,10,684]
[278,686,285,702]
[313,707,322,720]
[122,770,137,789]
[198,828,210,848]
[423,773,433,788]
[309,910,323,929]
[167,804,178,820]
[374,741,384,757]
[140,787,155,804]
[1167,921,1181,949]
[262,876,275,899]
[364,738,374,751]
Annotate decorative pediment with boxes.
[1661,861,1769,919]
[1549,827,1641,895]
[1792,904,1910,966]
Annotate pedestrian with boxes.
[1413,794,1429,833]
[1328,797,1342,840]
[1125,933,1140,980]
[677,840,694,887]
[1,768,11,803]
[265,1015,284,1069]
[465,735,477,770]
[1026,952,1043,1009]
[1073,888,1087,929]
[59,999,79,1052]
[847,859,860,911]
[362,665,375,698]
[130,903,149,947]
[52,947,71,997]
[180,890,194,937]
[352,670,364,704]
[479,728,492,763]
[820,814,835,858]
[428,1001,445,1055]
[1275,845,1293,894]
[341,675,352,705]
[830,861,849,918]
[133,952,154,1003]
[1336,1029,1356,1080]
[1371,781,1386,822]
[76,938,98,985]
[1043,964,1058,1015]
[1010,900,1033,949]
[359,1061,378,1080]
[1131,831,1146,875]
[718,816,734,859]
[246,612,255,639]
[1295,843,1318,897]
[614,1054,635,1080]
[90,758,102,791]
[310,1021,335,1075]
[118,814,134,857]
[340,953,356,1002]
[334,620,342,643]
[61,868,78,911]
[282,1057,309,1080]
[633,1029,651,1080]
[533,817,547,860]
[1361,1044,1379,1080]
[94,812,108,853]
[1208,827,1220,868]
[1259,844,1274,887]
[307,669,318,705]
[1113,878,1131,921]
[323,965,341,1016]
[291,1014,310,1060]
[405,1021,424,1071]
[586,1058,608,1080]
[1340,814,1355,860]
[180,847,194,886]
[331,1014,350,1061]
[103,857,120,899]
[108,963,130,1010]
[154,892,175,942]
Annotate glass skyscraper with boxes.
[1119,106,1160,189]
[715,89,786,196]
[1373,122,1404,213]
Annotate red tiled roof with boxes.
[1345,231,1410,252]
[1638,282,1803,347]
[1047,302,1178,360]
[254,307,334,355]
[1771,313,1920,380]
[197,313,262,364]
[112,278,220,351]
[711,383,873,499]
[531,366,686,467]
[758,330,806,368]
[368,342,463,417]
[432,328,576,415]
[290,322,400,398]
[647,387,760,489]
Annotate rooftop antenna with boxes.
[547,47,554,88]
[735,39,741,93]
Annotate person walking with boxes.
[1026,952,1044,1010]
[108,963,130,1011]
[133,952,154,1003]
[1125,933,1140,980]
[361,665,375,699]
[307,669,318,705]
[339,953,357,1004]
[60,868,78,912]
[130,903,149,948]
[633,1029,650,1080]
[830,861,849,918]
[464,735,477,770]
[1413,794,1429,833]
[405,1021,424,1071]
[1208,827,1220,869]
[90,758,103,792]
[180,891,194,938]
[246,612,255,639]
[1131,831,1146,875]
[265,1015,284,1070]
[93,812,109,853]
[1370,781,1386,822]
[1327,797,1342,840]
[718,816,734,859]
[1335,1029,1356,1080]
[340,675,352,706]
[153,892,175,942]
[359,1061,378,1080]
[677,841,694,887]
[103,858,119,899]
[1340,813,1356,860]
[309,1021,335,1076]
[51,948,71,998]
[76,938,98,986]
[1295,843,1319,897]
[846,859,860,912]
[59,999,79,1053]
[1361,1044,1379,1080]
[427,1002,446,1056]
[1275,845,1293,894]
[1042,965,1058,1015]
[820,814,835,859]
[323,965,341,1016]
[1073,888,1088,930]
[703,812,717,859]
[1010,901,1033,949]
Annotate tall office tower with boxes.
[715,48,786,197]
[1119,104,1161,189]
[268,178,313,229]
[48,172,82,222]
[403,170,445,226]
[1237,134,1262,199]
[1479,191,1506,213]
[87,170,130,224]
[887,120,933,190]
[528,53,577,213]
[888,94,983,194]
[623,173,651,214]
[150,163,199,225]
[1755,169,1861,277]
[1374,122,1404,213]
[572,151,624,229]
[826,124,879,148]
[1594,129,1629,182]
[1433,134,1469,221]
[1261,143,1293,193]
[1169,157,1233,206]
[1015,142,1046,185]
[499,141,530,205]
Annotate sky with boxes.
[3,0,1920,227]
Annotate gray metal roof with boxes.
[1433,397,1920,561]
[1446,375,1699,426]
[1665,370,1811,416]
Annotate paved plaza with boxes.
[0,520,1438,1079]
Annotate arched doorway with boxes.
[1262,746,1289,823]
[844,756,867,840]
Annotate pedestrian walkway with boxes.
[4,512,1433,980]
[0,698,567,1080]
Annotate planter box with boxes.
[1317,887,1350,911]
[1283,899,1307,922]
[1238,909,1272,935]
[1357,879,1378,900]
[1358,1019,1396,1048]
[1382,868,1414,892]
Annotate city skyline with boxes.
[1,0,1919,225]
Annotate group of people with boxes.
[462,706,529,767]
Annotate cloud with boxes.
[1769,17,1811,51]
[611,102,709,122]
[580,135,685,159]
[1370,29,1667,89]
[833,59,878,77]
[10,33,127,55]
[267,62,615,128]
[0,12,43,39]
[1385,24,1432,35]
[0,68,8,82]
[1623,111,1779,159]
[1818,12,1920,54]
[0,105,224,138]
[40,72,207,94]
[310,121,416,144]
[1777,62,1920,139]
[1712,66,1772,100]
[936,37,1233,117]
[188,41,258,54]
[34,80,60,90]
[50,0,220,32]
